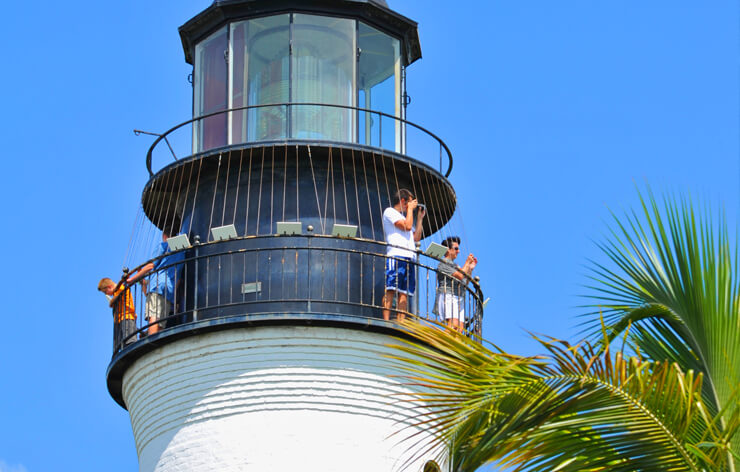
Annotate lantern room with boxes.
[180,0,421,153]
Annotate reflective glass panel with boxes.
[291,15,355,141]
[358,22,400,151]
[246,15,290,141]
[194,14,408,152]
[230,21,248,144]
[194,27,228,152]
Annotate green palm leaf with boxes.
[388,321,738,472]
[584,189,740,467]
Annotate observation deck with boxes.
[106,1,485,409]
[107,102,483,407]
[107,235,483,407]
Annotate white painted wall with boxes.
[122,326,446,472]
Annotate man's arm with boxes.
[394,217,412,231]
[450,255,477,282]
[460,255,477,281]
[451,262,469,281]
[413,207,426,242]
[127,262,154,285]
[393,199,418,232]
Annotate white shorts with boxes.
[145,292,171,322]
[437,293,464,322]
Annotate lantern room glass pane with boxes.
[194,27,228,152]
[358,23,400,152]
[194,14,407,153]
[243,15,290,141]
[230,21,248,144]
[291,15,355,142]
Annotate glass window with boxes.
[194,27,228,152]
[194,14,405,152]
[230,21,248,144]
[358,22,400,151]
[291,14,356,142]
[244,15,290,141]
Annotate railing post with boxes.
[193,235,200,322]
[414,241,421,316]
[306,225,314,312]
[474,276,482,336]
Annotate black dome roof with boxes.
[179,0,420,66]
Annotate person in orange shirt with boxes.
[98,277,138,346]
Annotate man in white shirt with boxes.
[382,188,426,321]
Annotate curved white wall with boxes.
[122,326,446,472]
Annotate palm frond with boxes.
[389,321,737,472]
[583,188,740,465]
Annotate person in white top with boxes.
[382,188,426,321]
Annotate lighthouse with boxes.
[105,1,485,471]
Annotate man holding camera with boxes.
[382,188,426,321]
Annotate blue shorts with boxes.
[385,256,416,295]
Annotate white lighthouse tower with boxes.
[105,1,485,471]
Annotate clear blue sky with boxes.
[0,1,737,471]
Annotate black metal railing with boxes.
[144,103,454,178]
[109,236,483,353]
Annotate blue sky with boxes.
[0,1,737,471]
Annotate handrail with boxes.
[110,235,483,352]
[118,235,481,296]
[144,102,454,178]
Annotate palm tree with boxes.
[392,322,737,471]
[586,190,740,470]
[389,191,739,471]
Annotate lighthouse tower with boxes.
[105,1,484,471]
